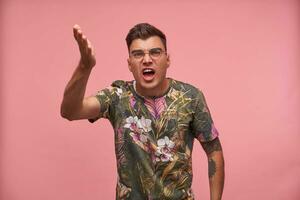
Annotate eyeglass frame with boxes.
[129,47,167,60]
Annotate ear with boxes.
[127,58,132,72]
[166,53,170,68]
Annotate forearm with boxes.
[60,61,92,119]
[208,150,224,200]
[201,138,225,200]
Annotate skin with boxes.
[61,25,225,199]
[127,36,170,98]
[60,25,100,120]
[201,138,225,200]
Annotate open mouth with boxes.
[142,68,156,80]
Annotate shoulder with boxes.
[104,80,134,99]
[98,80,133,92]
[95,80,132,98]
[170,79,204,99]
[110,80,134,91]
[111,80,129,87]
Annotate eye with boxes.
[132,51,144,58]
[149,48,162,57]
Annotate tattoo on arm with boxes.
[201,137,222,155]
[208,158,216,178]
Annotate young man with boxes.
[61,23,224,200]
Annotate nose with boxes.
[142,53,153,65]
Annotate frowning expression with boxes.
[127,36,170,97]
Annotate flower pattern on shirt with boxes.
[155,136,175,162]
[124,116,139,132]
[90,79,219,200]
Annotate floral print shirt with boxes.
[89,78,219,200]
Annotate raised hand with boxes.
[73,24,96,69]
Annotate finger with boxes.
[73,24,81,40]
[76,30,83,43]
[86,39,93,50]
[82,35,88,46]
[76,31,86,52]
[74,28,84,46]
[87,46,92,55]
[81,35,89,53]
[88,41,95,54]
[73,24,80,29]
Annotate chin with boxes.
[139,80,159,90]
[142,78,168,92]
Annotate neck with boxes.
[135,79,170,98]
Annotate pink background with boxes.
[1,0,300,199]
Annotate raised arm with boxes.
[60,25,99,121]
[201,137,225,200]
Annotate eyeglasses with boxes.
[130,48,166,60]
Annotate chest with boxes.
[113,94,194,141]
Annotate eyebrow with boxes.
[130,47,163,54]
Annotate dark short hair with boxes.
[126,23,167,52]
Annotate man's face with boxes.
[127,36,170,96]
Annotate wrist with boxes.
[78,60,94,71]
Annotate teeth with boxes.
[143,69,154,73]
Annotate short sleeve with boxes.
[88,87,114,123]
[191,90,219,142]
